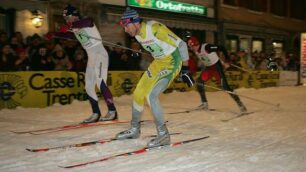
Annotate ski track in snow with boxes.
[0,86,306,172]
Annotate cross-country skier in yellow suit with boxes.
[115,8,194,148]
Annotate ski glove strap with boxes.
[181,66,195,88]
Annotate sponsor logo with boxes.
[113,73,138,95]
[28,72,87,106]
[139,39,155,45]
[146,69,152,78]
[0,74,27,109]
[158,69,170,78]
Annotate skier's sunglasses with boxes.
[120,19,133,27]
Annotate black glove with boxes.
[181,66,195,88]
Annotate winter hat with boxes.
[63,4,80,18]
[187,36,200,47]
[120,7,141,26]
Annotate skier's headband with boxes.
[120,7,141,27]
[119,18,141,27]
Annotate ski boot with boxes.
[231,94,247,114]
[100,110,118,121]
[82,113,100,123]
[198,102,209,110]
[239,104,247,114]
[115,121,140,140]
[147,124,170,148]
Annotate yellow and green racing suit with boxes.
[133,20,184,117]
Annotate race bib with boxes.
[75,29,93,48]
[198,55,212,65]
[144,43,164,58]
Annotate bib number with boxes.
[144,44,164,57]
[199,55,211,65]
[76,29,93,48]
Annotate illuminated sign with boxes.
[301,33,306,83]
[127,0,207,16]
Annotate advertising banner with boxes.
[301,33,306,85]
[0,71,86,109]
[0,70,279,109]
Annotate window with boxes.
[240,38,249,52]
[0,13,5,31]
[272,41,283,58]
[271,0,287,16]
[247,0,267,12]
[223,0,237,6]
[290,0,306,20]
[226,35,238,52]
[252,39,264,52]
[238,0,248,8]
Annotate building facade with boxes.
[218,0,306,59]
[1,0,305,63]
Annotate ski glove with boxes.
[60,25,70,33]
[181,66,195,88]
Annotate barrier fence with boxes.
[0,70,280,109]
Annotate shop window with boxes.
[290,0,306,20]
[223,0,237,6]
[239,38,249,52]
[0,13,5,31]
[271,0,287,17]
[272,41,283,58]
[226,35,238,52]
[247,0,267,12]
[252,40,263,52]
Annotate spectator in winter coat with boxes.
[0,44,17,71]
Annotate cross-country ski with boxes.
[11,120,151,135]
[59,136,210,168]
[26,132,182,152]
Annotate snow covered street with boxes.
[0,86,306,172]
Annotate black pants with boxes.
[196,61,244,107]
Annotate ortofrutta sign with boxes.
[127,0,207,16]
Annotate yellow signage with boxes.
[0,70,279,109]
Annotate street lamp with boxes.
[31,10,43,28]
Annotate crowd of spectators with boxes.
[0,31,153,72]
[0,31,300,73]
[225,50,299,72]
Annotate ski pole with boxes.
[204,84,280,108]
[230,64,252,74]
[72,31,151,56]
[220,59,252,73]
